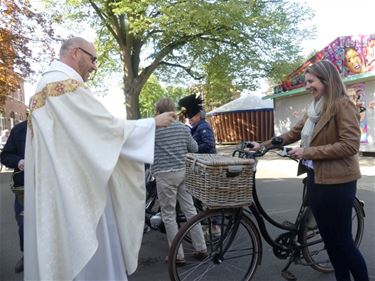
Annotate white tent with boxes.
[208,94,273,115]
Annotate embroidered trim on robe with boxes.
[28,79,85,135]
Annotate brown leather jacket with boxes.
[263,97,361,184]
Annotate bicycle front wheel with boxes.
[168,208,261,281]
[300,197,365,273]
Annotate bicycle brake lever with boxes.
[278,147,299,162]
[240,141,254,150]
[277,147,292,157]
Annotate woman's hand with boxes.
[288,147,304,160]
[249,141,261,151]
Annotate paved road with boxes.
[129,177,375,281]
[0,171,23,281]
[1,151,374,281]
[129,150,374,281]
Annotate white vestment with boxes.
[24,60,155,281]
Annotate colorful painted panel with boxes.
[347,83,368,143]
[274,34,375,94]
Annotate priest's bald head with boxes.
[59,37,97,82]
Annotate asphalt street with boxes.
[0,170,23,281]
[129,172,375,281]
[0,148,374,281]
[132,147,375,281]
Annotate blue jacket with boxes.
[191,119,216,154]
[1,121,27,187]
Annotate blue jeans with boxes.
[306,170,368,281]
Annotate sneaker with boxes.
[14,256,23,273]
[211,225,221,236]
[165,256,186,266]
[204,225,221,239]
[143,224,151,233]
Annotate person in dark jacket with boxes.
[178,94,216,154]
[0,120,27,273]
[178,94,220,234]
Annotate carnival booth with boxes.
[207,94,274,143]
[264,35,375,152]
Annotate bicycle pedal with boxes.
[281,270,297,281]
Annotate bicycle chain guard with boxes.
[273,232,295,259]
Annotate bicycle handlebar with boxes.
[233,137,296,162]
[239,141,255,150]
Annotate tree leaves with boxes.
[0,0,57,98]
[42,0,315,118]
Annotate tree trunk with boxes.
[123,74,141,120]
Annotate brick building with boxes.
[0,27,28,134]
[0,80,28,133]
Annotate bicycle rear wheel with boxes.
[168,208,261,281]
[175,198,204,244]
[300,198,365,273]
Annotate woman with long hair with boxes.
[251,60,369,281]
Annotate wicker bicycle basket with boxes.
[185,153,254,208]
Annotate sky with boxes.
[24,0,375,115]
[300,0,374,55]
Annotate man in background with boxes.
[178,94,216,154]
[0,120,27,273]
[178,94,220,235]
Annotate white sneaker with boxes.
[203,225,221,239]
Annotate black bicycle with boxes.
[168,139,365,281]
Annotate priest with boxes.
[24,37,176,281]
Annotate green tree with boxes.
[139,74,190,118]
[266,49,321,93]
[164,86,190,105]
[139,74,164,118]
[203,53,240,112]
[44,0,314,119]
[266,56,305,85]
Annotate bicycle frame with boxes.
[247,165,364,255]
[246,171,314,254]
[168,145,366,281]
[234,147,365,274]
[233,149,311,249]
[232,147,333,273]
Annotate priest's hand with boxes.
[155,111,176,128]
